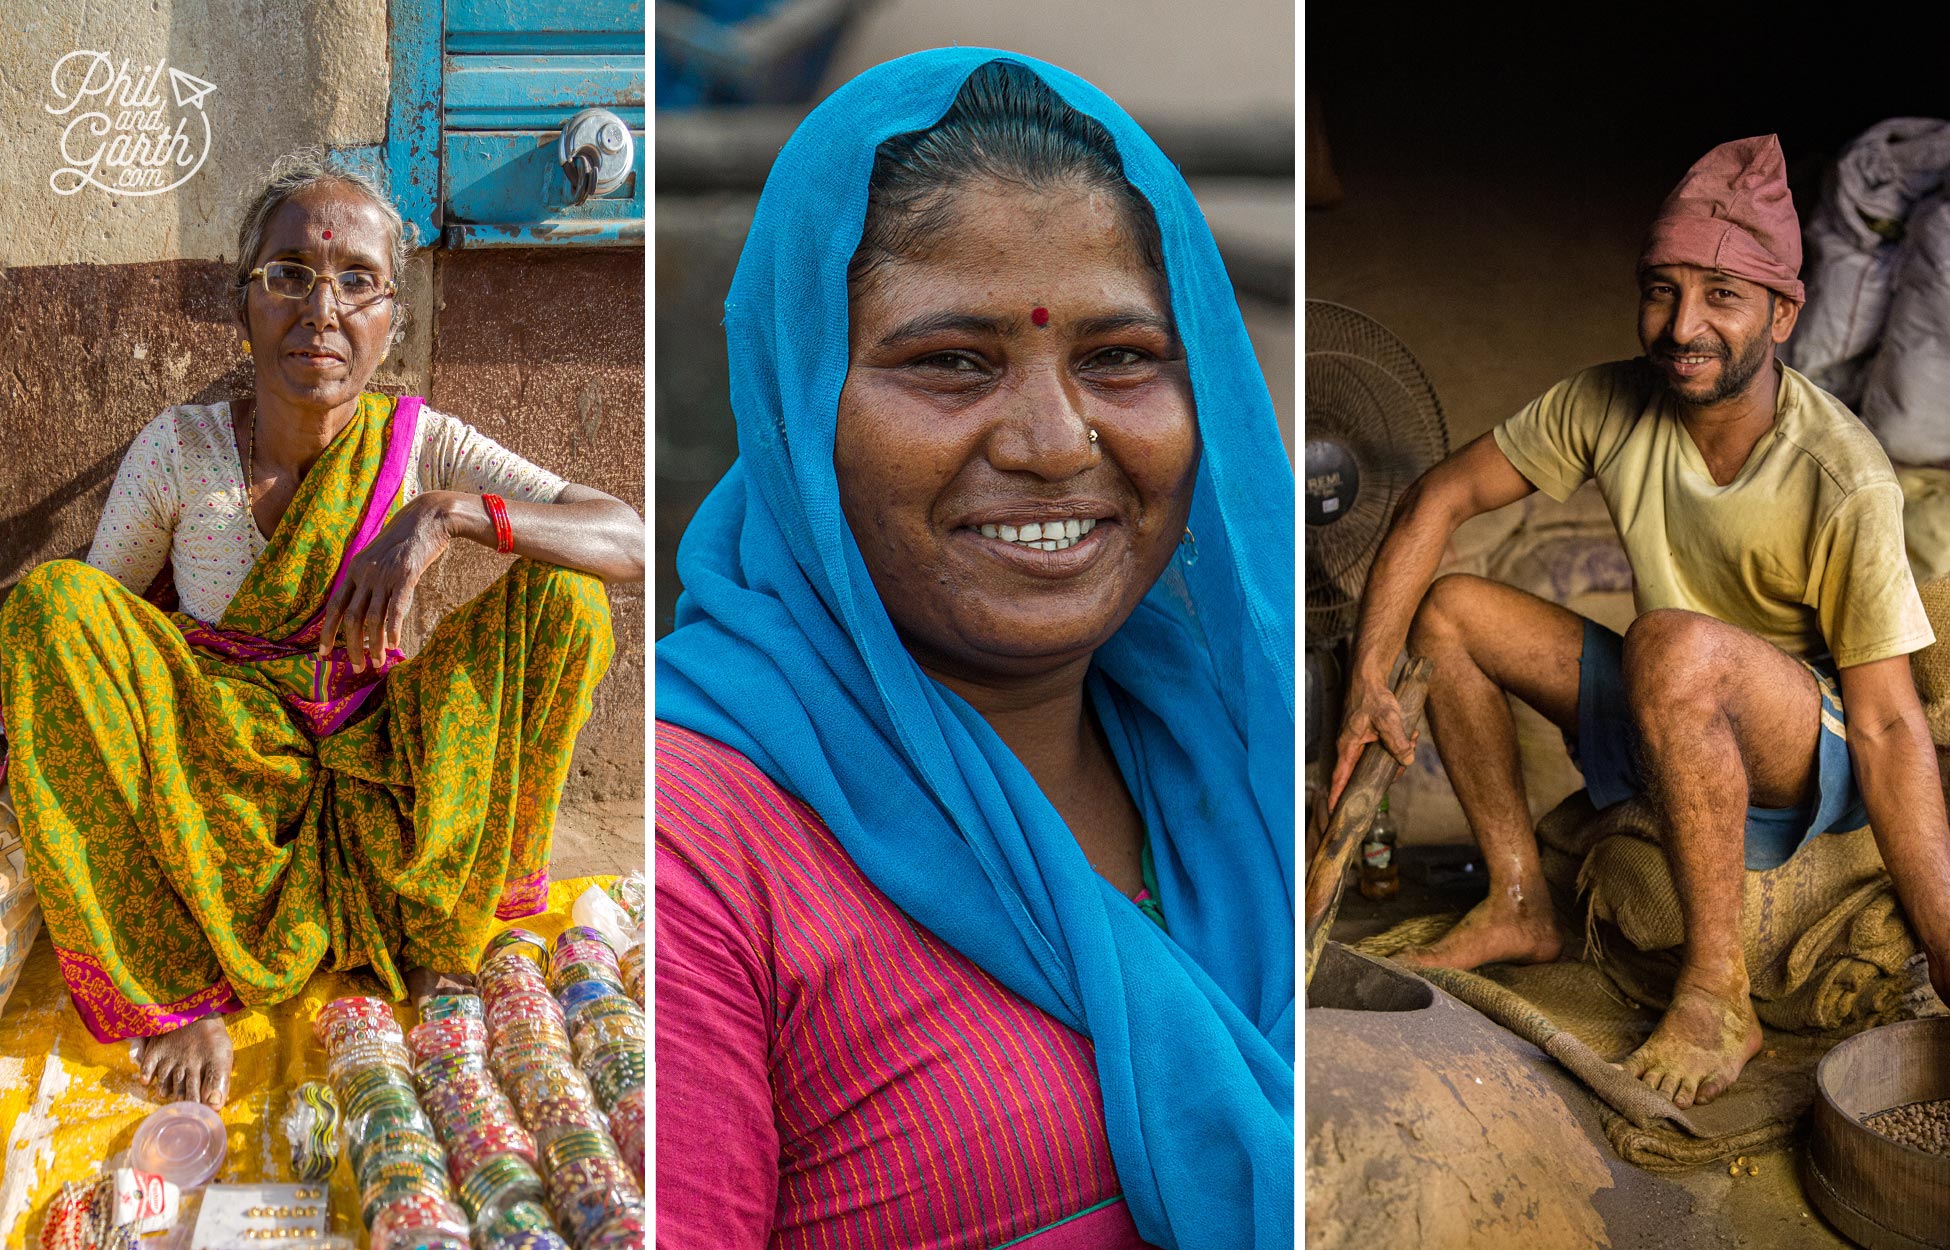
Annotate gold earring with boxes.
[242,339,251,354]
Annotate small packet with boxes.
[103,1167,182,1234]
[282,1081,343,1181]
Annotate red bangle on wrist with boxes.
[482,494,514,554]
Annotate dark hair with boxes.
[848,60,1166,292]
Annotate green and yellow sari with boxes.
[0,393,612,1041]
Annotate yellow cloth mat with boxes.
[0,875,617,1247]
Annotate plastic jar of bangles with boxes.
[545,1162,642,1250]
[327,1037,415,1086]
[490,1012,573,1054]
[523,1095,610,1147]
[578,1046,644,1113]
[504,1064,599,1125]
[570,995,641,1037]
[455,1151,550,1225]
[446,1122,539,1180]
[419,993,485,1023]
[579,1201,646,1250]
[484,928,551,975]
[480,949,551,996]
[483,1227,573,1250]
[368,1192,470,1250]
[607,1087,644,1187]
[551,927,618,973]
[616,944,644,1008]
[314,995,397,1044]
[553,977,627,1030]
[409,1017,488,1065]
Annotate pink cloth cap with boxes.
[1638,135,1804,303]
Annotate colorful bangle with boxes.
[482,494,515,554]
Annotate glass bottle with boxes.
[1358,797,1400,902]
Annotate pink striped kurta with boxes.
[656,722,1160,1250]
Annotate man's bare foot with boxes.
[404,965,477,1011]
[135,1017,233,1107]
[1621,978,1763,1110]
[1394,889,1563,970]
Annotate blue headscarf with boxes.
[658,48,1294,1249]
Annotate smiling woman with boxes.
[0,149,644,1108]
[656,53,1295,1250]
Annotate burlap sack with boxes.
[1910,572,1950,746]
[1358,791,1941,1170]
[1544,794,1925,1035]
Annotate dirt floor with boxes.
[1321,852,1857,1250]
[548,796,647,882]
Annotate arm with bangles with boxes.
[317,481,643,671]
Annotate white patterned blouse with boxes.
[87,401,567,624]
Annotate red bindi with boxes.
[321,229,332,240]
[1031,306,1050,327]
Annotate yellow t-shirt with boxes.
[1492,360,1934,669]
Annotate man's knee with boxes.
[1408,573,1496,651]
[1622,610,1733,724]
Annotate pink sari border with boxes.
[495,868,550,920]
[318,394,424,615]
[54,945,244,1043]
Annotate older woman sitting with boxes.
[0,151,643,1107]
[656,52,1294,1250]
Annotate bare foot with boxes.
[404,965,477,1011]
[1394,889,1563,970]
[1621,979,1763,1110]
[135,1017,233,1107]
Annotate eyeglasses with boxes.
[244,261,395,309]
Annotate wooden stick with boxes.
[1303,657,1435,980]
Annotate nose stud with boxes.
[1087,427,1099,444]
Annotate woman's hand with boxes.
[317,494,454,672]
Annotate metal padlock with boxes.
[557,107,634,206]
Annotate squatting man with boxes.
[1330,135,1950,1109]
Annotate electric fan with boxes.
[1304,301,1449,763]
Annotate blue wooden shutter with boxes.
[387,0,645,248]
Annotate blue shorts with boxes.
[1569,619,1867,871]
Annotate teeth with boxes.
[976,518,1096,551]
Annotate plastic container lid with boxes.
[130,1101,227,1189]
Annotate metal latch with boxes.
[558,108,634,206]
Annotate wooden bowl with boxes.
[1803,1017,1950,1250]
